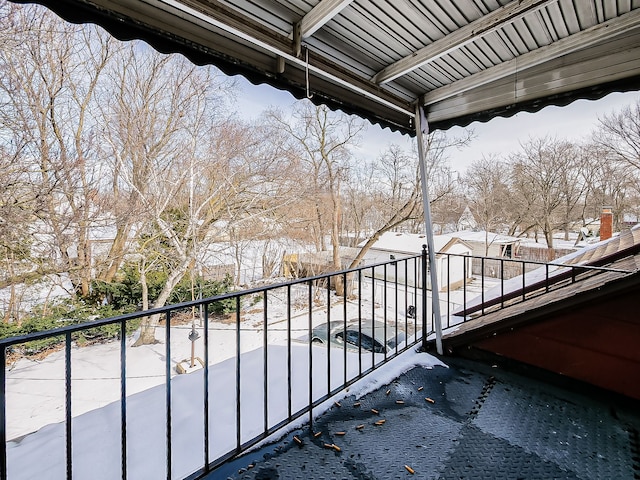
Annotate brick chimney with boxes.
[600,206,613,241]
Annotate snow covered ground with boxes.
[6,337,444,479]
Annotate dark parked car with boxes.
[311,320,405,354]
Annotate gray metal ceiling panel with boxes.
[218,0,299,34]
[11,0,640,135]
[426,27,640,123]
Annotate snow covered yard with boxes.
[3,278,444,479]
[5,332,443,479]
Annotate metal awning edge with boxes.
[14,0,417,134]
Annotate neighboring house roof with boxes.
[362,232,471,256]
[295,247,362,265]
[457,206,477,230]
[448,230,520,246]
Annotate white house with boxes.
[457,206,478,231]
[360,232,472,291]
[448,230,520,258]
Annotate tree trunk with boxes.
[3,284,16,324]
[99,223,132,282]
[543,221,554,249]
[135,313,161,345]
[141,267,149,311]
[330,186,342,294]
[133,257,193,346]
[315,197,326,251]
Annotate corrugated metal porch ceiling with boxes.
[17,0,640,134]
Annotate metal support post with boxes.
[415,104,444,355]
[421,246,428,352]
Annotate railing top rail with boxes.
[441,252,633,274]
[543,263,632,274]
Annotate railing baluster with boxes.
[546,264,550,292]
[404,259,408,344]
[307,280,313,431]
[203,304,210,470]
[371,266,375,366]
[383,264,388,360]
[263,293,268,433]
[165,311,172,480]
[393,262,398,354]
[463,255,467,317]
[414,256,418,343]
[501,259,505,308]
[120,319,127,480]
[0,347,6,480]
[326,278,331,395]
[235,297,241,453]
[358,270,362,376]
[446,254,450,329]
[287,285,292,421]
[421,246,427,352]
[522,261,526,302]
[342,272,347,386]
[65,332,72,480]
[481,257,485,316]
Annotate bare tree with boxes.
[595,99,640,170]
[463,156,510,255]
[508,137,578,249]
[501,157,537,238]
[0,4,116,297]
[592,100,640,229]
[554,143,586,240]
[98,54,295,344]
[0,146,36,324]
[580,143,638,231]
[375,143,416,215]
[341,159,378,245]
[347,130,470,270]
[96,45,232,284]
[267,102,365,271]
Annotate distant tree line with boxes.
[461,122,640,250]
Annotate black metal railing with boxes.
[438,253,632,328]
[0,249,630,479]
[0,254,426,480]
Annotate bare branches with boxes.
[595,100,640,170]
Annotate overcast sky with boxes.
[232,76,640,174]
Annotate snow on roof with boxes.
[518,237,580,250]
[362,231,459,255]
[448,230,519,245]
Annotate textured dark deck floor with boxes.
[211,357,640,480]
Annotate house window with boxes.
[503,244,512,258]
